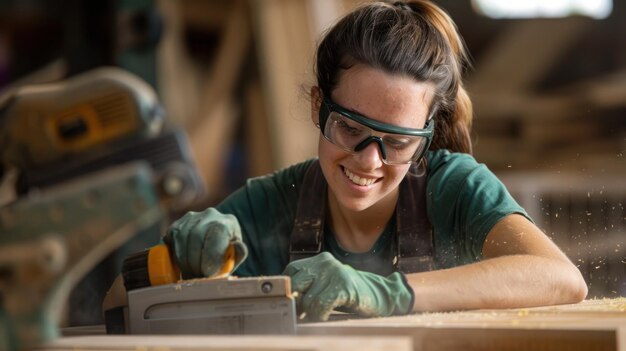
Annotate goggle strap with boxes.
[319,99,331,131]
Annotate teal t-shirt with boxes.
[216,150,529,277]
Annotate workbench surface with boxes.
[49,298,625,351]
[299,298,626,351]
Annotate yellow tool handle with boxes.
[214,244,236,278]
[147,243,180,286]
[147,243,236,285]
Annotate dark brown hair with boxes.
[315,0,472,154]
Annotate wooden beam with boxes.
[249,0,318,169]
[469,18,592,94]
[156,0,250,199]
[244,79,274,177]
[41,335,412,351]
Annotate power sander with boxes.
[105,241,297,335]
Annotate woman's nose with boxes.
[355,140,384,169]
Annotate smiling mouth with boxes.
[342,167,378,186]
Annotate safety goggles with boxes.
[318,96,434,165]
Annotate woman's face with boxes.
[312,64,433,213]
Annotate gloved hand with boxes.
[283,252,414,321]
[165,207,248,278]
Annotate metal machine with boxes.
[0,67,204,350]
[126,276,297,335]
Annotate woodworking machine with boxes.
[0,67,204,350]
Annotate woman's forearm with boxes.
[406,254,588,312]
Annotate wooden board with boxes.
[298,298,626,351]
[39,335,412,351]
[51,299,626,350]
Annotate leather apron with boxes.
[288,160,435,273]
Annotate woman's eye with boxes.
[386,138,412,150]
[337,120,363,136]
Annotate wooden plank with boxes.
[244,79,274,177]
[57,299,626,350]
[298,299,626,351]
[155,0,250,200]
[619,327,626,351]
[39,335,412,351]
[249,0,318,169]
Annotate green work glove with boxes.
[165,208,248,278]
[283,252,414,322]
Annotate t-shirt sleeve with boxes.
[215,159,314,276]
[426,151,531,266]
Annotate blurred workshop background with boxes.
[0,0,624,326]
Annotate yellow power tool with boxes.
[105,242,296,336]
[121,242,236,290]
[0,67,162,174]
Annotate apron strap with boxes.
[289,160,326,262]
[289,159,435,273]
[395,162,435,273]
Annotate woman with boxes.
[169,0,587,322]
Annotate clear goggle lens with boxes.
[322,111,430,165]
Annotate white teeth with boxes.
[343,167,376,186]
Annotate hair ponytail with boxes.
[404,0,473,154]
[431,84,473,154]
